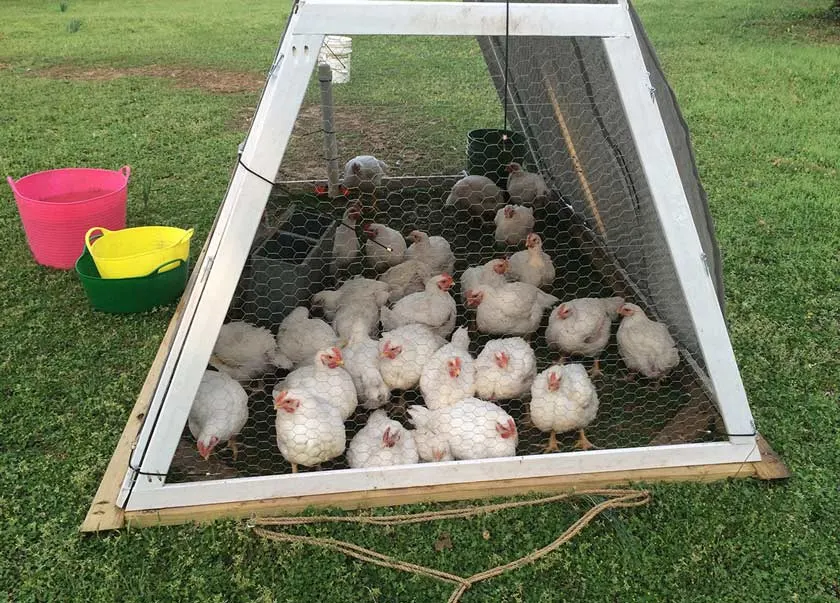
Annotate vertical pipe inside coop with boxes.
[318,63,341,198]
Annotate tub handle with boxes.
[120,165,131,181]
[176,228,195,246]
[85,227,111,252]
[6,176,18,196]
[153,258,185,275]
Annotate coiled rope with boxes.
[253,488,651,602]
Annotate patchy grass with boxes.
[0,0,839,601]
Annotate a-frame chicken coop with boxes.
[84,0,787,531]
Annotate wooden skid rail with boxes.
[81,300,184,533]
[84,376,788,533]
[124,445,785,529]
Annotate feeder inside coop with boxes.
[84,0,785,532]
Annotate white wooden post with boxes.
[602,9,755,445]
[117,28,324,506]
[318,63,341,198]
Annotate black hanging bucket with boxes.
[466,128,527,189]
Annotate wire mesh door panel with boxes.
[169,34,724,484]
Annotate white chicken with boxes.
[378,323,447,391]
[419,326,476,410]
[530,363,599,452]
[332,202,362,270]
[494,204,535,246]
[332,290,386,343]
[209,320,276,383]
[408,398,518,460]
[460,258,510,305]
[380,273,457,338]
[273,307,339,370]
[506,162,550,207]
[474,337,537,401]
[546,296,624,377]
[188,369,249,461]
[378,259,434,303]
[346,410,419,468]
[444,175,504,217]
[466,282,558,336]
[364,222,407,271]
[342,155,388,195]
[274,387,346,473]
[273,347,357,420]
[342,320,391,409]
[405,230,455,274]
[312,277,390,321]
[413,426,454,462]
[508,233,556,289]
[616,303,680,382]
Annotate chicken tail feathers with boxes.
[273,350,294,370]
[407,405,433,429]
[450,326,470,350]
[537,291,561,309]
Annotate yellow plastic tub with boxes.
[85,225,194,279]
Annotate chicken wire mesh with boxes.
[168,26,729,483]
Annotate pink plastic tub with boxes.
[7,166,130,269]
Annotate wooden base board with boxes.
[84,423,789,531]
[80,298,185,533]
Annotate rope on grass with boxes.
[252,488,651,603]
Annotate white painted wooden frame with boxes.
[118,0,758,512]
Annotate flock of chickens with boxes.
[187,155,681,474]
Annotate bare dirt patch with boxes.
[274,104,448,182]
[747,10,840,44]
[38,64,265,94]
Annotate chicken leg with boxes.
[543,430,559,453]
[223,436,241,461]
[588,357,602,379]
[291,463,299,474]
[575,429,596,451]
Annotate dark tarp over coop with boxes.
[474,0,725,375]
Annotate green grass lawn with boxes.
[1,0,839,600]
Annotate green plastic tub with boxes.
[75,248,189,314]
[466,128,527,189]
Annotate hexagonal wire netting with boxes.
[171,26,728,483]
